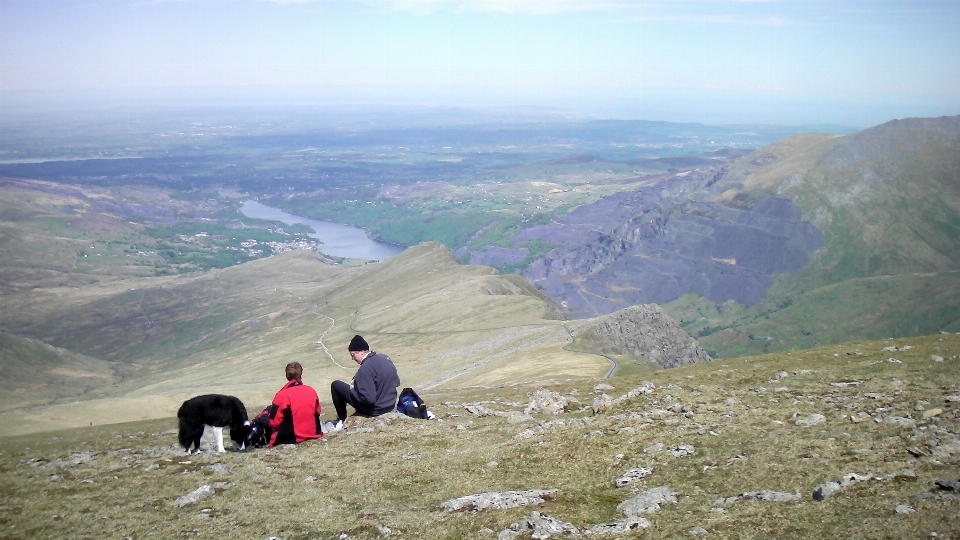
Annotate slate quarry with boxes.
[465,167,823,318]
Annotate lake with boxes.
[239,200,406,261]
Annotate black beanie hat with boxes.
[348,334,369,352]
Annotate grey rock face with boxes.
[465,164,824,316]
[440,489,559,513]
[592,393,612,415]
[173,485,216,508]
[615,467,654,487]
[795,413,826,427]
[617,486,678,516]
[812,472,873,501]
[575,305,712,368]
[525,389,572,415]
[715,490,799,506]
[887,416,917,428]
[813,482,842,501]
[894,504,915,514]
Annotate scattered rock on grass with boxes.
[525,389,572,415]
[716,490,799,506]
[894,504,915,514]
[441,489,559,513]
[643,442,664,454]
[887,416,917,429]
[592,394,612,415]
[174,485,215,508]
[615,467,653,487]
[795,414,826,427]
[813,473,872,501]
[617,486,678,516]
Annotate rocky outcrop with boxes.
[463,165,824,318]
[575,304,712,368]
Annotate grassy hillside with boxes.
[668,117,960,357]
[1,242,616,435]
[2,333,956,539]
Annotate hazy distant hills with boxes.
[464,116,960,356]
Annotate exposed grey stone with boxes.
[527,511,580,539]
[173,485,216,508]
[838,473,872,487]
[587,518,650,535]
[570,305,712,368]
[594,383,615,392]
[723,398,738,406]
[887,416,917,428]
[689,526,709,535]
[894,504,915,514]
[525,389,572,415]
[813,473,873,501]
[592,394,612,415]
[813,482,842,501]
[670,445,696,457]
[441,489,560,512]
[40,451,96,469]
[715,490,799,506]
[831,381,862,388]
[466,404,498,417]
[497,512,581,540]
[643,442,664,454]
[206,463,231,476]
[615,467,653,487]
[617,486,677,516]
[933,479,959,490]
[931,355,944,362]
[795,413,826,427]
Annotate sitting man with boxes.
[328,335,400,431]
[259,361,323,446]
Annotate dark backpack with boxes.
[397,387,429,419]
[245,410,272,449]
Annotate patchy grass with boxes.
[3,333,958,539]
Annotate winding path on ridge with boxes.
[314,311,351,371]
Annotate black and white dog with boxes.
[177,394,252,454]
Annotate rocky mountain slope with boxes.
[463,116,960,356]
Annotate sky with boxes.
[1,0,959,126]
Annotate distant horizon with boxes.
[0,89,944,130]
[2,1,958,128]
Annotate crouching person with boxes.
[260,362,323,446]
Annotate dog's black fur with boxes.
[177,394,251,453]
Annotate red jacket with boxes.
[267,380,323,446]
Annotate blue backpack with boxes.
[397,387,429,419]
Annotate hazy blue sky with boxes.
[2,0,958,126]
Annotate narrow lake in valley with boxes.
[239,200,406,261]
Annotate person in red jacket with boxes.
[264,362,323,446]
